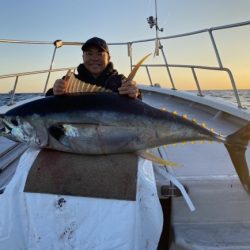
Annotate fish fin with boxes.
[64,53,151,94]
[65,69,72,79]
[64,72,112,94]
[225,123,250,194]
[127,53,151,81]
[49,124,86,150]
[137,150,179,167]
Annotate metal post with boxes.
[159,41,176,90]
[208,30,244,108]
[191,68,203,96]
[154,0,159,56]
[8,76,19,105]
[128,43,133,72]
[127,43,132,57]
[145,66,153,86]
[208,29,223,68]
[43,40,63,95]
[225,69,244,108]
[43,46,57,94]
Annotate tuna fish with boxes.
[0,92,250,193]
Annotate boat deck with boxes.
[140,87,250,249]
[0,87,250,249]
[0,137,28,191]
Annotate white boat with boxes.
[0,20,250,250]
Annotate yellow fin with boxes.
[64,71,112,94]
[137,150,179,167]
[64,53,151,94]
[201,122,206,128]
[127,53,151,81]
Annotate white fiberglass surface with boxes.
[0,148,163,250]
[142,90,250,179]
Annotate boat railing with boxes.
[140,64,241,106]
[0,20,249,108]
[0,67,76,105]
[129,20,250,109]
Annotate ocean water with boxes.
[0,90,249,109]
[198,89,250,109]
[0,93,41,107]
[185,89,249,109]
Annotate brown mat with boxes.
[24,149,138,201]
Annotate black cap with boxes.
[81,37,109,54]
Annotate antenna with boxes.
[146,0,163,55]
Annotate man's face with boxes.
[83,47,110,77]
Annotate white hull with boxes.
[140,86,250,249]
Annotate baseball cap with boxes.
[81,37,109,54]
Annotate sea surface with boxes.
[190,89,250,109]
[0,90,249,109]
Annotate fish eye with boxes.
[11,118,18,126]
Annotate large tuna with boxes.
[0,92,250,193]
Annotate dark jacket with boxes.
[46,62,125,96]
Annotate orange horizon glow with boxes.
[0,26,249,93]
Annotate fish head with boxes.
[0,114,47,147]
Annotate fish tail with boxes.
[225,123,250,193]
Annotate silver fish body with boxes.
[1,93,250,193]
[0,93,224,154]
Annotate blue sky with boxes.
[1,0,250,41]
[1,0,151,41]
[0,0,250,91]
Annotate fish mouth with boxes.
[0,115,5,131]
[0,118,12,131]
[0,116,12,136]
[0,116,20,136]
[0,116,29,143]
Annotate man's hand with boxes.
[53,76,70,95]
[118,79,139,99]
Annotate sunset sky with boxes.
[0,0,249,92]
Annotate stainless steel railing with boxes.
[0,20,249,108]
[0,67,76,105]
[130,20,250,108]
[141,64,242,107]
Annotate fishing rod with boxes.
[147,0,164,55]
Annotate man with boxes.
[46,37,140,98]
